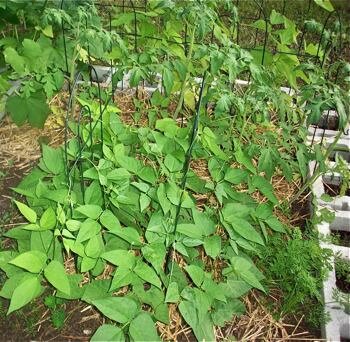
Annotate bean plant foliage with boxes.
[1,105,291,340]
[0,0,349,341]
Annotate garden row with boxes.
[0,0,349,340]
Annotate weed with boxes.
[332,256,350,314]
[335,255,350,285]
[0,170,6,181]
[44,295,66,330]
[0,300,6,318]
[258,228,332,327]
[51,309,66,329]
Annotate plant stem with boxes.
[14,25,18,40]
[69,54,78,119]
[173,25,196,120]
[288,129,344,205]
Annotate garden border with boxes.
[309,126,350,341]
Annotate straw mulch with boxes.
[114,88,150,127]
[0,92,68,170]
[218,291,320,342]
[158,304,194,341]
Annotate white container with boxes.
[90,65,115,84]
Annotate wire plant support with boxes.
[58,0,346,240]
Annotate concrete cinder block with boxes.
[315,182,350,211]
[120,73,162,96]
[90,65,114,83]
[323,289,350,342]
[109,71,130,90]
[329,150,350,163]
[233,78,296,95]
[306,108,350,152]
[311,174,350,211]
[316,219,350,341]
[323,247,350,342]
[308,126,337,138]
[312,109,343,130]
[331,211,350,233]
[309,157,350,212]
[311,148,350,341]
[308,125,349,139]
[307,132,350,150]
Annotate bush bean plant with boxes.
[0,0,349,340]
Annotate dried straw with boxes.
[218,291,319,342]
[0,92,68,169]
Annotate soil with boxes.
[335,264,350,294]
[341,337,350,342]
[291,191,312,230]
[324,182,350,197]
[336,274,350,293]
[316,114,339,131]
[331,230,350,248]
[0,166,30,219]
[0,296,103,342]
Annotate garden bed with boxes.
[0,85,324,341]
[0,0,349,341]
[0,83,346,342]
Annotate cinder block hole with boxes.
[329,150,350,163]
[323,175,350,197]
[335,258,350,293]
[142,74,161,88]
[331,230,350,248]
[312,111,339,130]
